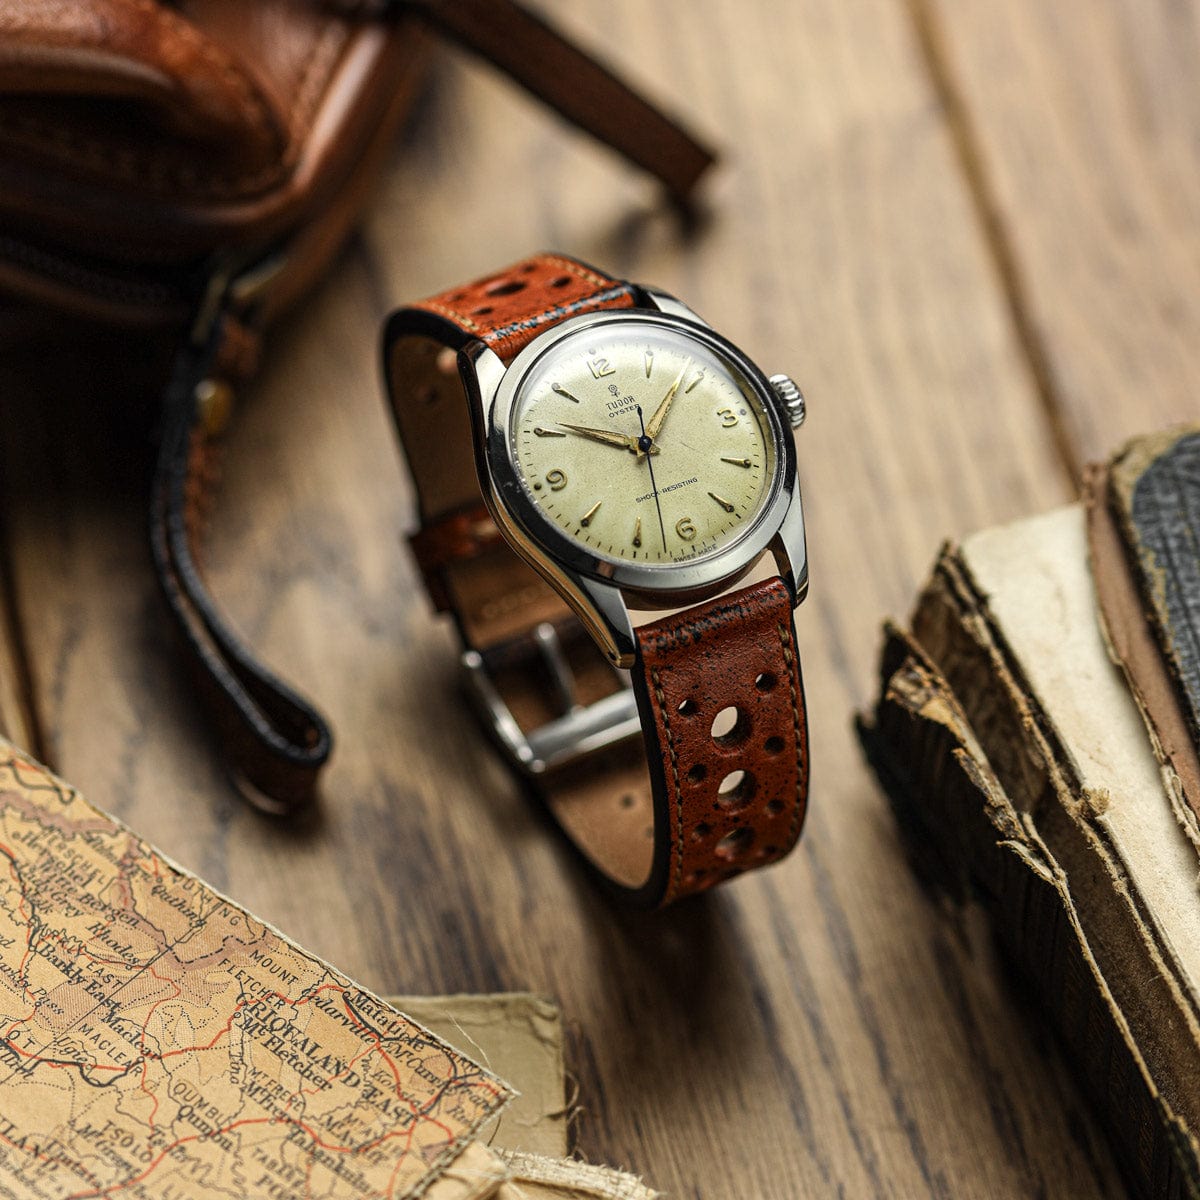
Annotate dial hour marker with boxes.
[632,517,642,548]
[580,500,602,527]
[685,369,706,393]
[644,351,654,378]
[720,456,752,468]
[708,491,736,513]
[534,426,567,437]
[552,383,579,402]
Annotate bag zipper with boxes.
[0,229,197,322]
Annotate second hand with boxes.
[636,405,668,552]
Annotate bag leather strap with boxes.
[383,253,809,906]
[400,0,716,204]
[150,296,333,815]
[149,6,716,813]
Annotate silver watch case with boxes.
[462,291,808,668]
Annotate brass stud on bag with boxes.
[195,378,234,436]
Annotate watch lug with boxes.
[572,572,637,668]
[460,341,507,410]
[640,286,710,327]
[771,478,809,606]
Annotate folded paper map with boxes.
[392,994,567,1158]
[0,741,510,1199]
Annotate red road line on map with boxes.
[138,963,182,1130]
[64,1101,470,1200]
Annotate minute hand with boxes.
[645,359,691,441]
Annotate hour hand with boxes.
[558,422,654,454]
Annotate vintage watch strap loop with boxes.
[150,288,332,815]
[384,253,809,905]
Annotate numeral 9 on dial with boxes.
[546,469,568,491]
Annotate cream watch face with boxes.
[507,319,780,569]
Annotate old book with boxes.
[860,504,1200,1200]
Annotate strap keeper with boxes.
[408,502,504,610]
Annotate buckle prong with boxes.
[461,630,640,776]
[533,622,580,715]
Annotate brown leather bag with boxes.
[0,0,715,814]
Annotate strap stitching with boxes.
[541,254,611,289]
[485,285,633,348]
[424,299,484,333]
[651,666,684,901]
[422,255,614,340]
[778,619,805,849]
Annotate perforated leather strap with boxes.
[384,253,809,905]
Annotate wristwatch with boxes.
[383,253,809,907]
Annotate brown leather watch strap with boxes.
[541,578,809,905]
[384,253,810,906]
[414,253,639,364]
[632,577,808,902]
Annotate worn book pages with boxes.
[0,740,510,1199]
[392,993,567,1157]
[862,504,1200,1199]
[425,1144,657,1200]
[961,507,1200,989]
[494,1151,656,1200]
[425,1142,511,1200]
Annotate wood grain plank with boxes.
[914,0,1200,473]
[0,554,34,751]
[0,2,1125,1195]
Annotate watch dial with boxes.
[509,319,779,569]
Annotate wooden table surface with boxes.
[3,2,1198,1195]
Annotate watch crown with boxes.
[769,374,806,429]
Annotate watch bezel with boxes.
[481,308,797,601]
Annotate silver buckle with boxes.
[461,623,640,776]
